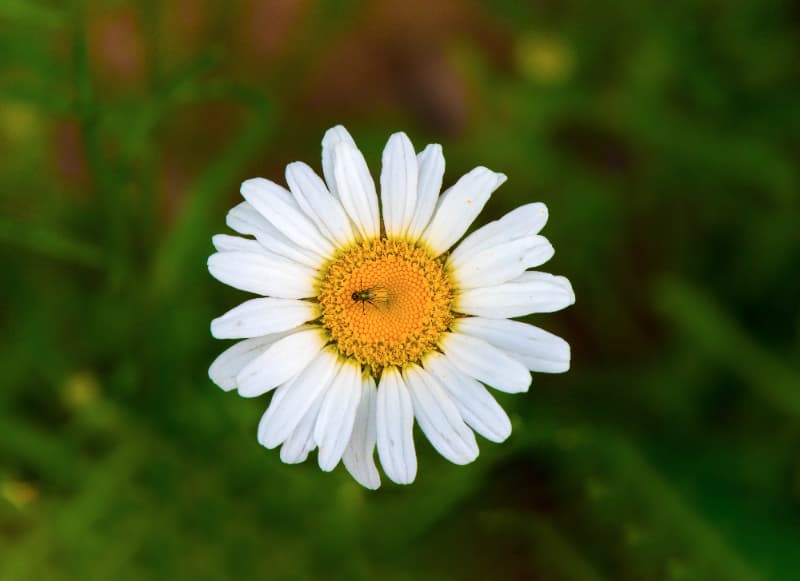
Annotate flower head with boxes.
[208,126,575,488]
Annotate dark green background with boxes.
[2,1,799,579]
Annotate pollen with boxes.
[317,239,453,371]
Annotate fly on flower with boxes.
[208,125,575,489]
[351,286,391,313]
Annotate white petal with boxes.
[207,251,316,298]
[257,382,291,445]
[226,201,271,236]
[212,234,263,253]
[241,178,334,259]
[236,328,327,398]
[321,125,357,199]
[420,167,507,256]
[280,387,327,464]
[285,162,357,247]
[257,348,340,448]
[424,352,511,443]
[376,367,417,484]
[439,332,531,393]
[380,132,418,238]
[456,271,576,319]
[342,375,380,490]
[211,298,319,339]
[453,317,571,373]
[314,360,362,471]
[333,141,380,239]
[451,234,555,289]
[450,202,549,261]
[406,144,444,241]
[208,332,290,391]
[227,202,322,268]
[403,365,479,465]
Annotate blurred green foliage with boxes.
[2,0,799,579]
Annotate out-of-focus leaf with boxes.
[150,86,276,297]
[656,277,800,418]
[0,216,103,268]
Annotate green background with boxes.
[2,1,799,579]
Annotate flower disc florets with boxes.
[317,239,453,370]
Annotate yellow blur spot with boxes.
[584,476,609,501]
[516,35,574,85]
[2,480,39,509]
[555,427,581,450]
[0,102,45,143]
[623,523,647,546]
[62,371,101,410]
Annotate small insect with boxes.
[350,286,391,313]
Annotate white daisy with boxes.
[208,125,575,489]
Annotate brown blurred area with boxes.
[57,0,519,222]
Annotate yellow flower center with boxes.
[317,239,453,371]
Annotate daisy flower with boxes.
[208,125,574,489]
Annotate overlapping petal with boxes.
[285,162,356,248]
[342,375,380,489]
[376,367,416,484]
[404,365,479,465]
[209,330,295,391]
[207,251,317,298]
[212,233,263,254]
[424,352,511,443]
[211,298,319,339]
[257,348,340,448]
[241,178,334,259]
[406,144,444,240]
[280,391,326,464]
[456,271,575,319]
[421,167,507,256]
[332,141,380,239]
[237,327,327,398]
[380,132,418,238]
[450,202,548,261]
[321,124,357,199]
[450,234,555,289]
[453,317,571,373]
[439,332,532,393]
[226,202,322,268]
[315,360,363,471]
